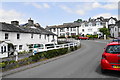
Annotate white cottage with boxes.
[0,19,58,55]
[110,20,120,38]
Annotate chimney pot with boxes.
[28,18,34,25]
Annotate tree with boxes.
[74,19,82,23]
[99,28,110,35]
[99,28,110,39]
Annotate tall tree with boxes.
[99,28,110,39]
[99,28,110,35]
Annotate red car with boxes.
[78,37,89,40]
[101,42,120,73]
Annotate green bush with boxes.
[42,48,68,59]
[43,50,57,59]
[0,62,5,68]
[29,53,41,62]
[58,48,68,55]
[1,46,79,71]
[70,46,75,51]
[86,34,98,39]
[3,60,16,65]
[18,50,31,54]
[74,46,78,50]
[58,36,65,38]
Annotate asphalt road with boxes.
[3,40,120,78]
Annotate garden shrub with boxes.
[70,46,74,51]
[0,62,5,68]
[74,46,78,50]
[1,45,80,71]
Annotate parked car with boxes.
[101,42,120,73]
[112,38,120,42]
[78,37,89,40]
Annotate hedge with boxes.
[1,46,79,71]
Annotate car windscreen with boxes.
[105,45,120,54]
[112,39,119,42]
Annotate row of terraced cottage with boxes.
[46,17,120,38]
[0,19,58,58]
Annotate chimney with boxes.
[11,21,19,26]
[28,18,34,25]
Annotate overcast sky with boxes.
[0,1,118,27]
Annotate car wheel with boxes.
[101,68,107,74]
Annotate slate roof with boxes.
[46,22,81,29]
[46,17,117,29]
[109,17,117,21]
[0,22,24,32]
[0,22,56,35]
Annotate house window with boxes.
[71,28,72,31]
[1,46,3,54]
[60,28,65,32]
[115,28,117,31]
[96,22,101,26]
[39,34,41,39]
[53,28,56,32]
[19,45,22,50]
[53,35,54,40]
[47,35,49,42]
[88,29,92,32]
[50,29,52,31]
[4,46,6,52]
[82,29,84,32]
[67,28,69,31]
[45,35,46,39]
[5,33,9,39]
[31,34,33,38]
[17,33,20,39]
[73,28,76,31]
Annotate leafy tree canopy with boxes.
[99,28,110,35]
[74,19,82,23]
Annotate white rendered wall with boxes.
[0,31,57,52]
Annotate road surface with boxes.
[3,40,120,78]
